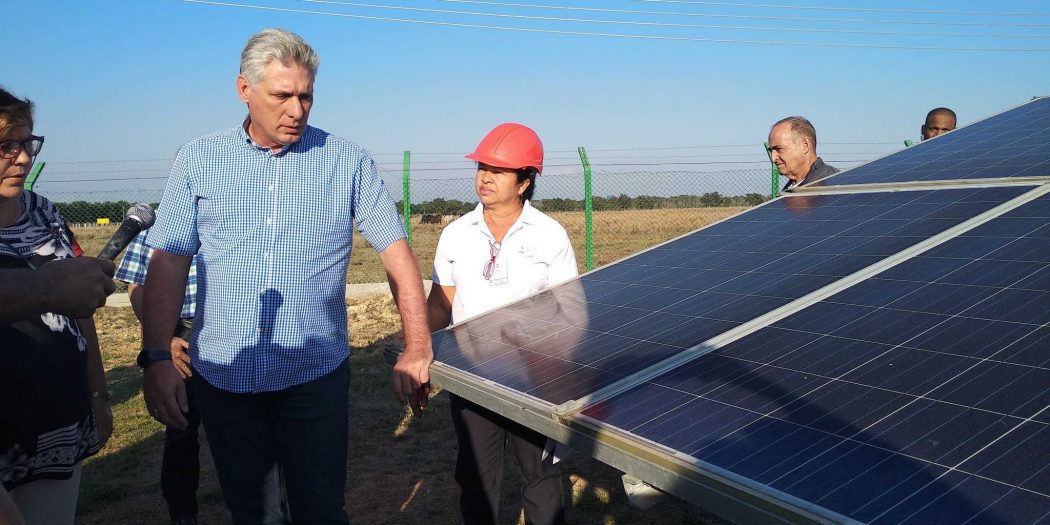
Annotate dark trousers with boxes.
[450,394,564,525]
[161,376,202,520]
[194,360,350,525]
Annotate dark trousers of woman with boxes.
[194,359,350,525]
[161,375,201,524]
[450,394,565,525]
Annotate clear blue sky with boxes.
[9,0,1050,197]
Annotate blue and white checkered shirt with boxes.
[114,231,196,319]
[146,123,406,393]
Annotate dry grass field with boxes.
[72,207,745,284]
[71,207,745,524]
[348,207,747,283]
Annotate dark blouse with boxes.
[0,191,100,490]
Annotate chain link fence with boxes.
[32,140,910,281]
[403,169,770,272]
[42,168,771,281]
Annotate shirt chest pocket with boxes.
[514,245,550,293]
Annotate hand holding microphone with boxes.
[39,204,156,318]
[37,258,117,318]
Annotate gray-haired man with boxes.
[768,116,839,192]
[140,28,433,523]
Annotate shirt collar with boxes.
[803,157,828,183]
[784,157,827,191]
[468,200,538,225]
[239,116,300,156]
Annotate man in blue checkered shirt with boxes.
[138,29,433,524]
[115,231,201,525]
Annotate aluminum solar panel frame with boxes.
[412,100,1050,524]
[424,184,1049,524]
[802,97,1050,189]
[573,190,1050,524]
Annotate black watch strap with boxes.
[137,349,173,369]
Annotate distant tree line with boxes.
[399,192,767,215]
[57,192,767,224]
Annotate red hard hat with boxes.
[465,123,544,175]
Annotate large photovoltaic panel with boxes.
[811,97,1050,187]
[577,193,1050,524]
[416,98,1050,525]
[431,186,1028,407]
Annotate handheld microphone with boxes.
[97,204,157,260]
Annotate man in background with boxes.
[922,107,957,140]
[768,116,839,192]
[115,231,201,525]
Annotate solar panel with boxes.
[811,97,1050,187]
[412,100,1050,525]
[575,193,1050,524]
[432,186,1031,409]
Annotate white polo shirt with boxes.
[432,200,578,324]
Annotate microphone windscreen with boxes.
[97,204,156,260]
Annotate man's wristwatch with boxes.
[137,349,173,370]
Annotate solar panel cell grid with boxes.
[432,187,1031,409]
[578,195,1050,524]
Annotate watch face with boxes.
[137,350,172,369]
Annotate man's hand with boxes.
[91,397,113,448]
[170,336,193,379]
[40,257,116,318]
[392,344,433,418]
[144,360,189,430]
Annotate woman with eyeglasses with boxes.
[426,123,578,525]
[0,87,112,524]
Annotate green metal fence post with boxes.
[764,142,780,198]
[25,162,44,192]
[402,150,411,244]
[578,147,594,271]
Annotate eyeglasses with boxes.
[483,240,501,280]
[0,135,44,160]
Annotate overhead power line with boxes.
[297,0,1050,38]
[46,158,173,165]
[179,0,1050,51]
[424,0,1050,28]
[629,0,1050,17]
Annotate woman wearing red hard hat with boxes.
[427,123,578,524]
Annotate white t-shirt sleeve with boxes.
[432,229,455,287]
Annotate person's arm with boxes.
[0,486,26,525]
[426,284,455,332]
[129,282,192,380]
[79,316,112,448]
[0,258,115,324]
[127,283,144,321]
[141,250,192,429]
[383,239,434,416]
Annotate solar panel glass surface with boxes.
[432,186,1030,407]
[815,97,1050,186]
[579,193,1050,524]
